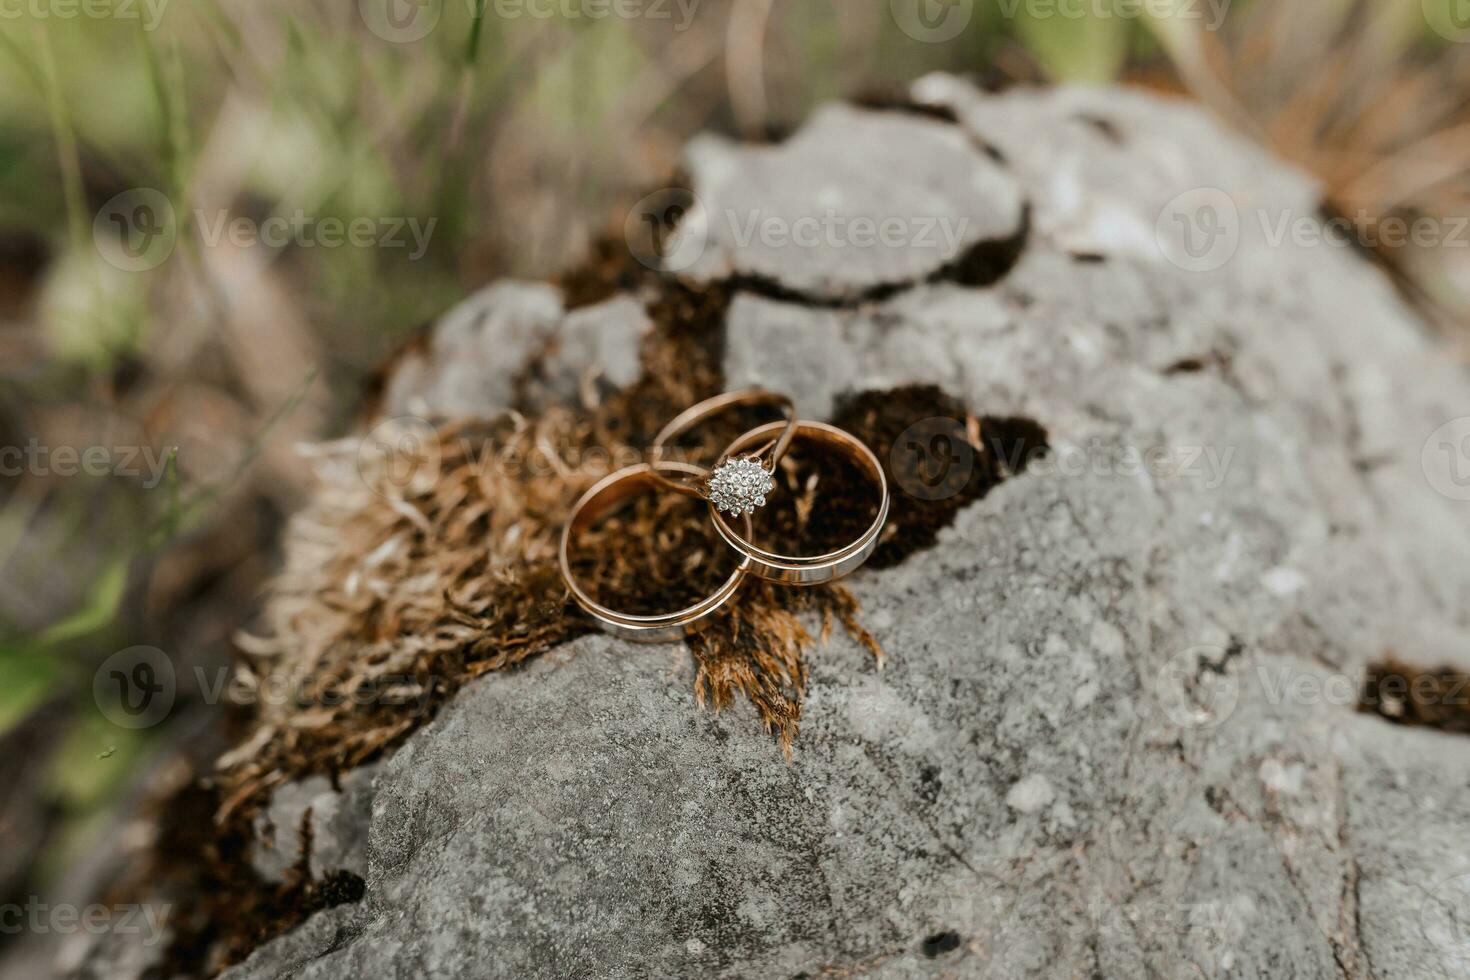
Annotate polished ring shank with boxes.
[560,461,751,642]
[709,420,889,585]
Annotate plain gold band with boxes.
[709,420,889,586]
[560,461,751,643]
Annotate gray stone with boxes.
[219,79,1470,979]
[677,102,1025,301]
[721,295,857,419]
[381,284,649,420]
[250,765,378,883]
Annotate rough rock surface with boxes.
[250,765,378,884]
[220,78,1470,978]
[678,102,1025,301]
[380,284,649,419]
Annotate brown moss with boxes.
[556,234,651,311]
[830,386,1048,568]
[140,777,357,978]
[1359,657,1470,735]
[687,581,882,757]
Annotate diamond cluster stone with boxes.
[707,456,775,516]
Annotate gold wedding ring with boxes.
[559,395,888,639]
[709,420,889,585]
[560,461,751,643]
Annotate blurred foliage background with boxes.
[0,0,1466,946]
